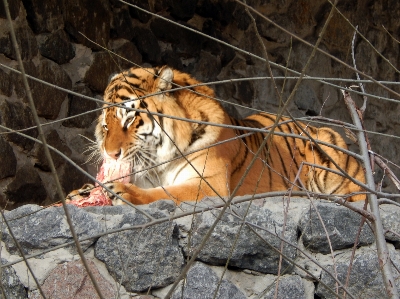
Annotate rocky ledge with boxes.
[1,197,400,298]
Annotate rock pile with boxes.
[1,197,400,298]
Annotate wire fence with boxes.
[1,0,400,298]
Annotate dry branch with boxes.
[342,90,399,299]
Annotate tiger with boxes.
[69,65,366,205]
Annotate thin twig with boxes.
[382,25,400,44]
[351,26,368,113]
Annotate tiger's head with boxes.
[94,66,225,185]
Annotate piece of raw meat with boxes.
[66,159,132,207]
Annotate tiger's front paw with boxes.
[103,182,137,205]
[66,183,95,202]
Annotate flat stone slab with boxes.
[299,201,375,253]
[93,202,183,292]
[2,204,114,255]
[1,258,27,299]
[316,247,400,299]
[177,198,299,274]
[171,262,246,299]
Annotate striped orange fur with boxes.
[71,66,365,205]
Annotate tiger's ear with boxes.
[157,66,173,92]
[108,72,119,83]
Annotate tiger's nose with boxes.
[107,149,121,160]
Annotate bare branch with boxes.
[342,90,399,299]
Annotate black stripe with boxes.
[189,111,208,146]
[311,169,323,193]
[291,124,307,157]
[125,83,142,90]
[136,119,144,128]
[258,113,276,123]
[282,123,300,171]
[172,153,205,183]
[274,141,290,185]
[140,101,148,109]
[330,154,352,194]
[122,83,136,94]
[126,70,140,79]
[308,126,317,134]
[153,67,158,79]
[140,114,155,137]
[231,118,249,173]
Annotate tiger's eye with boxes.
[124,116,135,128]
[103,124,108,131]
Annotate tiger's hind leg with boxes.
[305,128,366,201]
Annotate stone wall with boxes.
[0,0,399,208]
[2,198,400,298]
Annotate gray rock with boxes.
[150,17,202,58]
[5,164,47,208]
[299,201,375,254]
[112,39,143,70]
[0,0,20,19]
[179,201,298,274]
[161,50,183,70]
[261,275,306,299]
[6,59,70,121]
[380,204,400,248]
[195,0,235,25]
[170,0,198,20]
[37,29,75,64]
[128,0,152,24]
[82,40,142,94]
[86,200,174,222]
[62,84,98,128]
[0,100,38,151]
[9,60,38,98]
[28,58,72,119]
[0,136,17,179]
[29,259,116,299]
[193,50,221,82]
[0,20,38,60]
[147,199,177,213]
[20,0,64,33]
[95,211,184,292]
[294,84,319,116]
[111,8,135,40]
[316,249,400,299]
[132,27,161,64]
[0,67,12,96]
[84,204,135,216]
[84,51,121,92]
[64,0,111,50]
[57,160,92,201]
[1,258,27,299]
[32,129,71,171]
[1,204,111,255]
[171,262,246,299]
